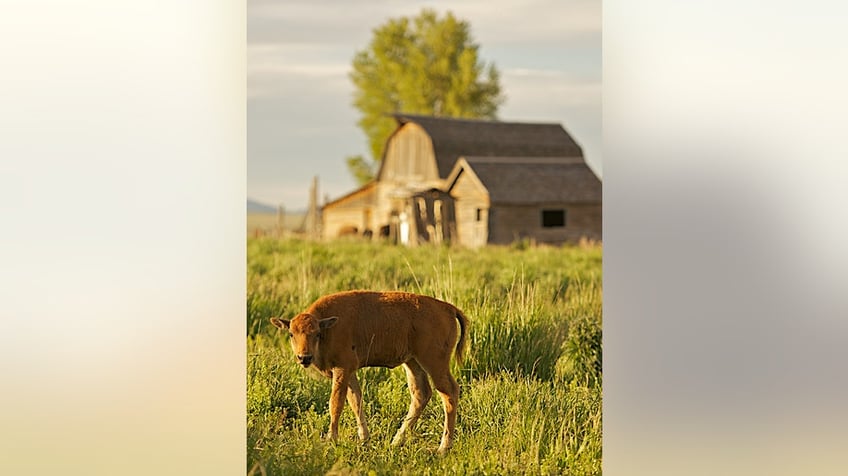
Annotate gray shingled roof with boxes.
[458,157,601,204]
[394,114,583,178]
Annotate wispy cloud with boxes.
[247,43,352,99]
[248,0,601,48]
[249,62,349,78]
[247,43,351,75]
[502,69,600,115]
[505,67,596,80]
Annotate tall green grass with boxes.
[247,238,602,475]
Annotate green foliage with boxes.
[348,8,504,181]
[345,154,376,186]
[247,238,602,475]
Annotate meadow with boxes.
[247,238,602,475]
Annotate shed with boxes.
[446,157,602,246]
[321,181,376,238]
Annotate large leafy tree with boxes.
[347,9,503,184]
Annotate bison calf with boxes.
[270,290,468,454]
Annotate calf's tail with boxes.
[454,307,469,362]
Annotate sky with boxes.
[248,0,601,211]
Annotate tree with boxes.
[347,9,503,184]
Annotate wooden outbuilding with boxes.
[446,157,601,247]
[321,181,376,239]
[321,114,601,246]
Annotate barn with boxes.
[322,114,601,247]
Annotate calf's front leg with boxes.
[326,367,350,441]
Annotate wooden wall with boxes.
[488,203,602,245]
[321,186,375,239]
[449,169,490,248]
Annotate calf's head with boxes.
[270,313,338,368]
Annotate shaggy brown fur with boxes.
[270,290,468,454]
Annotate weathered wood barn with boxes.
[322,114,601,247]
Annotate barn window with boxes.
[541,209,566,227]
[475,208,484,222]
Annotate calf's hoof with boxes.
[436,439,453,456]
[390,433,406,447]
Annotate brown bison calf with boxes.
[270,290,468,454]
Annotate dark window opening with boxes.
[541,209,566,227]
[476,208,484,222]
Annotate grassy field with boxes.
[247,238,602,475]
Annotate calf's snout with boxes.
[297,354,313,366]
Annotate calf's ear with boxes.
[319,316,338,330]
[270,318,290,330]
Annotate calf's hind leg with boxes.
[429,369,459,454]
[391,360,432,446]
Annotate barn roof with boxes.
[393,114,584,178]
[322,181,376,210]
[448,157,602,205]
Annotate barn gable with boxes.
[445,161,490,248]
[377,122,440,185]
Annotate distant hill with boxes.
[247,199,307,236]
[247,199,278,214]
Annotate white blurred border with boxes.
[604,1,848,475]
[3,1,848,475]
[0,2,245,475]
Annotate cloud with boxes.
[247,0,601,48]
[450,0,601,46]
[506,67,597,80]
[250,63,348,78]
[502,68,601,111]
[248,0,403,46]
[247,43,352,99]
[247,43,351,75]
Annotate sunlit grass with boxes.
[247,238,602,475]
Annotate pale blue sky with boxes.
[248,0,601,210]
